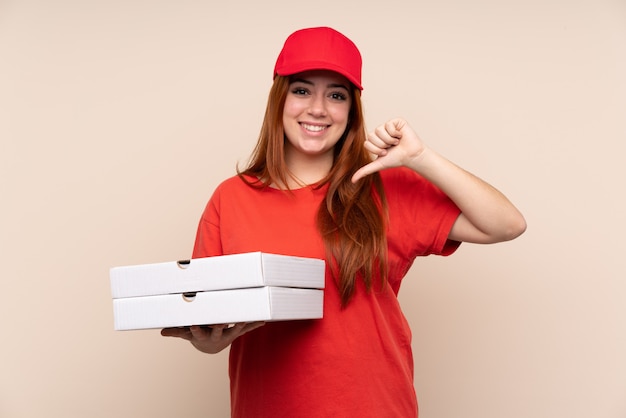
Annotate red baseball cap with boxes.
[273,27,363,91]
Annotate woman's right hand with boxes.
[161,322,265,354]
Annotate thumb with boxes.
[351,160,383,183]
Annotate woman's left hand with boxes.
[352,118,426,183]
[351,117,526,243]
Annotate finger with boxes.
[386,118,405,138]
[351,160,384,183]
[367,131,391,149]
[207,324,228,342]
[161,327,193,341]
[371,126,399,147]
[188,324,216,341]
[223,322,265,339]
[229,322,248,334]
[363,140,388,156]
[239,321,266,334]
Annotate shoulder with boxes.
[201,175,249,210]
[216,174,251,189]
[212,174,257,195]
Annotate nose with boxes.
[307,94,327,117]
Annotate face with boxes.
[282,70,352,164]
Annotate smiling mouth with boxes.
[301,123,328,132]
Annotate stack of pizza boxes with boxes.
[110,252,325,331]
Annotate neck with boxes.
[284,150,334,188]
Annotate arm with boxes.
[352,118,526,244]
[161,193,266,352]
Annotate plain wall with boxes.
[1,0,624,417]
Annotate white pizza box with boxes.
[110,252,325,299]
[113,286,324,330]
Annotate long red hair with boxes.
[238,76,388,306]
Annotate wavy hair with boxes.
[238,75,388,306]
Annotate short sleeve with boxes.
[192,184,225,258]
[382,167,462,260]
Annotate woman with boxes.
[162,26,526,417]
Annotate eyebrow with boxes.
[291,78,350,91]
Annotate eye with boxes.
[291,87,309,96]
[329,91,348,101]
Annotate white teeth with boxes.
[301,123,326,132]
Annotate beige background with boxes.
[1,0,625,417]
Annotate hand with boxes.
[352,118,427,183]
[161,322,266,354]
